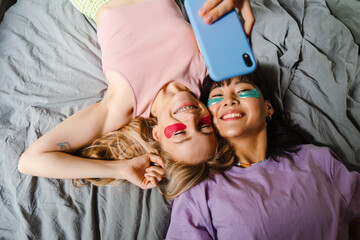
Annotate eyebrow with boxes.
[173,136,192,144]
[235,80,253,86]
[172,132,214,144]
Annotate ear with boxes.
[152,125,160,141]
[265,100,274,118]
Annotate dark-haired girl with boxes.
[166,73,360,239]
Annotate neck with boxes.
[228,128,268,165]
[150,82,188,117]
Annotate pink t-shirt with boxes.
[97,0,206,117]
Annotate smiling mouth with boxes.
[221,113,245,120]
[174,104,198,114]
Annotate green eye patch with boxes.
[207,97,223,107]
[238,88,261,98]
[207,88,260,107]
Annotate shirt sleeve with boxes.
[328,149,360,220]
[165,192,214,240]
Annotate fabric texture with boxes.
[166,145,360,240]
[97,0,206,117]
[0,0,359,238]
[69,0,109,20]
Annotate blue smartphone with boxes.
[184,0,257,81]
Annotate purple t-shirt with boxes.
[166,145,360,240]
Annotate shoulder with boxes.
[171,178,211,217]
[177,170,234,204]
[293,144,338,160]
[276,144,339,169]
[289,144,343,174]
[176,172,222,198]
[96,0,146,25]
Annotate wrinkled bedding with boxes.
[0,0,359,239]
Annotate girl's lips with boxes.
[173,102,198,114]
[220,111,245,120]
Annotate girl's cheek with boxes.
[208,105,217,116]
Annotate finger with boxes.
[145,166,166,176]
[139,178,151,189]
[238,0,255,36]
[198,0,222,17]
[148,154,166,169]
[204,0,235,24]
[145,172,163,182]
[145,176,159,189]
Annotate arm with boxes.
[18,73,133,178]
[199,0,255,36]
[20,150,165,189]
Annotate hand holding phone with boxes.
[185,0,257,81]
[198,0,255,36]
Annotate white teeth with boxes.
[222,113,244,119]
[175,105,197,114]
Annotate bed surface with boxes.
[0,0,359,238]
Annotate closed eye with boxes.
[237,89,251,94]
[174,130,186,136]
[199,124,211,129]
[238,88,261,99]
[199,124,213,134]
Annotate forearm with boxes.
[27,101,112,155]
[24,76,133,155]
[18,76,134,178]
[18,151,125,179]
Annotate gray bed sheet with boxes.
[0,0,359,239]
[251,0,360,171]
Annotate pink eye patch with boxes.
[198,115,212,126]
[164,123,187,139]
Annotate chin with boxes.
[171,92,197,106]
[220,131,242,138]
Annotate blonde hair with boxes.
[160,138,234,199]
[75,117,234,200]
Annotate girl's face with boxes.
[207,77,273,139]
[153,91,216,165]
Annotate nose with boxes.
[223,94,240,107]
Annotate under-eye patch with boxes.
[164,123,187,139]
[198,115,212,126]
[238,88,261,98]
[207,97,223,107]
[207,88,260,108]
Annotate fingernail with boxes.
[199,7,207,16]
[205,15,213,24]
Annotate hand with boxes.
[198,0,255,36]
[120,154,166,189]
